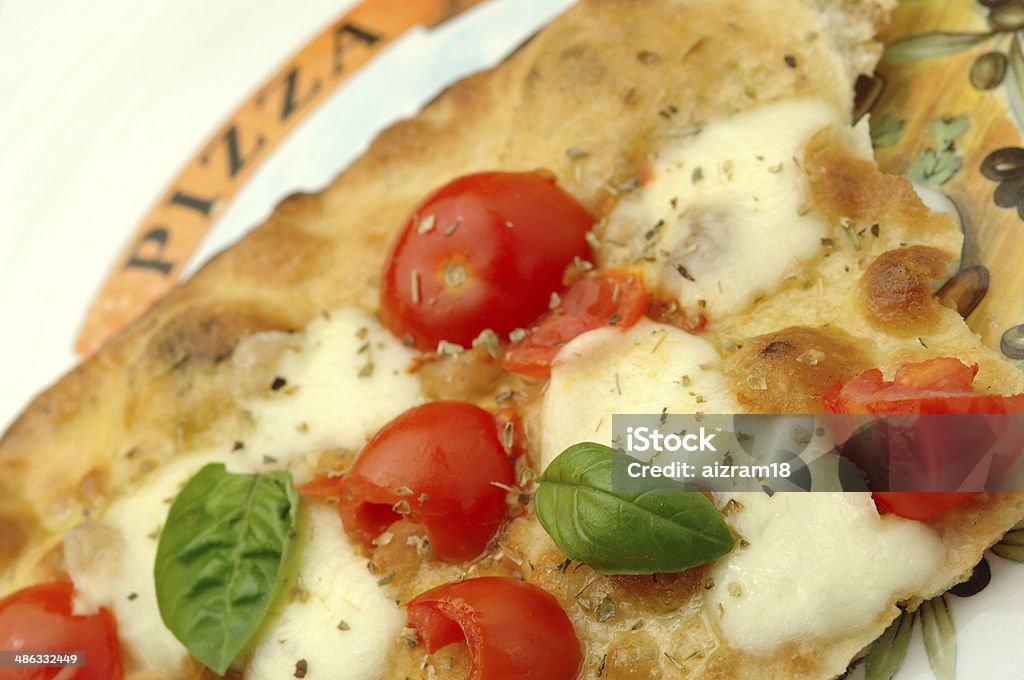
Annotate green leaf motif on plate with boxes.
[927,114,971,148]
[871,112,906,149]
[992,526,1024,561]
[534,442,733,575]
[884,32,992,62]
[909,149,963,187]
[154,463,299,675]
[864,610,915,680]
[908,113,970,187]
[1006,35,1024,132]
[920,594,957,680]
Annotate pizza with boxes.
[3,0,1024,679]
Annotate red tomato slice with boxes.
[301,401,515,562]
[822,357,1024,520]
[502,270,648,378]
[890,357,978,392]
[820,357,1024,415]
[380,171,594,350]
[0,582,123,680]
[870,492,975,521]
[406,577,582,680]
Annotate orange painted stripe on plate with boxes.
[75,0,487,356]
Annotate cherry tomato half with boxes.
[502,270,648,378]
[301,401,515,562]
[0,582,123,680]
[379,171,594,350]
[406,577,582,680]
[823,357,1024,520]
[870,492,974,521]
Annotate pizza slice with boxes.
[2,1,1023,679]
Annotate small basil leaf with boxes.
[154,463,298,675]
[535,442,733,574]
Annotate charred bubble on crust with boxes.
[126,304,290,443]
[727,326,871,413]
[142,304,289,372]
[803,127,952,240]
[859,246,952,335]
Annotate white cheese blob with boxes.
[244,504,403,679]
[238,307,427,476]
[65,308,423,678]
[601,99,843,317]
[540,319,739,470]
[67,451,220,671]
[706,492,944,655]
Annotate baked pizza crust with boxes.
[3,1,1023,679]
[0,0,893,577]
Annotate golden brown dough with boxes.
[0,0,893,581]
[728,326,873,413]
[860,245,954,335]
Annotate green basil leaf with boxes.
[535,442,733,574]
[154,463,299,675]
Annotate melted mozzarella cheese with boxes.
[706,492,943,655]
[540,319,739,470]
[601,99,842,317]
[244,504,403,679]
[65,308,422,678]
[237,307,427,477]
[67,452,218,671]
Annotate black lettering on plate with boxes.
[169,189,218,216]
[201,125,265,178]
[333,22,381,75]
[125,227,176,275]
[259,66,322,122]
